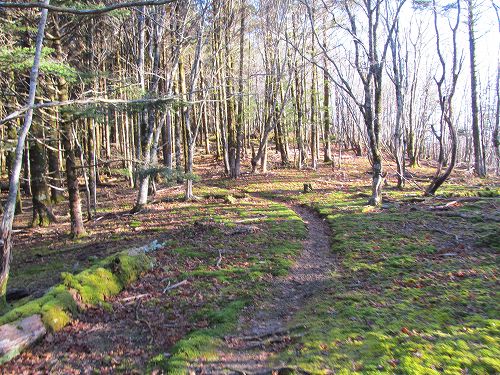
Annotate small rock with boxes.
[230,225,260,235]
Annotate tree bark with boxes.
[53,20,86,237]
[0,0,50,309]
[29,119,56,226]
[467,0,486,177]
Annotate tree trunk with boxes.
[162,111,173,168]
[60,110,86,237]
[323,53,332,163]
[54,21,86,237]
[6,123,23,215]
[29,119,56,226]
[467,0,486,177]
[46,99,63,204]
[1,0,50,309]
[494,65,500,175]
[234,1,246,178]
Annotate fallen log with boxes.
[0,315,46,365]
[0,239,159,365]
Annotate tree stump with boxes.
[303,183,313,193]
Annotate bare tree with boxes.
[387,16,407,189]
[467,0,487,176]
[308,0,407,205]
[425,0,463,195]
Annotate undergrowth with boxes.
[148,199,307,374]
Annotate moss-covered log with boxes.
[0,249,153,364]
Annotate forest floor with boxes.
[1,152,499,374]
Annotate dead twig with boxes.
[430,201,459,210]
[216,249,223,268]
[121,293,149,304]
[163,279,188,293]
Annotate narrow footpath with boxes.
[193,204,336,374]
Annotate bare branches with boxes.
[426,0,463,195]
[0,96,177,126]
[0,0,177,16]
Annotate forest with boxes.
[0,0,499,373]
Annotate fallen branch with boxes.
[163,279,188,294]
[216,250,223,268]
[121,293,149,304]
[430,201,459,210]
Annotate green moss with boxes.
[41,305,71,332]
[172,246,207,259]
[129,220,142,228]
[0,251,152,333]
[477,188,499,197]
[61,253,151,305]
[62,267,121,305]
[147,200,307,373]
[113,253,152,285]
[158,300,246,375]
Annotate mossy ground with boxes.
[2,156,498,373]
[280,197,498,374]
[146,198,307,374]
[208,162,499,374]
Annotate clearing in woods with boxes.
[1,155,499,374]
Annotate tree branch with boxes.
[0,96,177,125]
[0,0,177,15]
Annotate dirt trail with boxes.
[194,204,336,374]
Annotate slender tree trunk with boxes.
[132,8,165,211]
[0,0,50,309]
[59,79,86,237]
[323,51,332,163]
[29,119,56,226]
[6,122,23,215]
[494,65,500,174]
[467,0,486,177]
[53,19,86,237]
[310,26,318,170]
[234,1,246,178]
[426,0,461,195]
[162,111,173,168]
[390,22,405,188]
[47,96,63,203]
